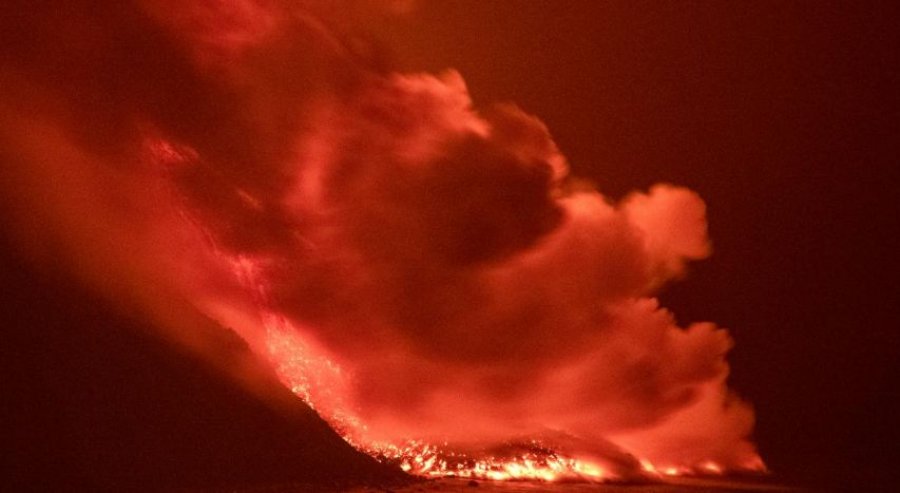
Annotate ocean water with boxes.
[343,477,802,493]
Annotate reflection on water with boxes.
[346,477,802,493]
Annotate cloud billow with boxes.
[0,0,761,473]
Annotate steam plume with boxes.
[0,0,761,476]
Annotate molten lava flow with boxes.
[209,248,764,482]
[265,324,710,482]
[267,316,754,482]
[367,440,614,481]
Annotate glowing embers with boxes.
[259,319,619,483]
[225,250,762,485]
[263,314,366,441]
[366,440,616,482]
[240,260,759,484]
[261,322,758,483]
[639,460,725,478]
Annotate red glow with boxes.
[0,1,766,483]
[204,243,765,481]
[200,245,763,481]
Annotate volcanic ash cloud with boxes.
[0,0,762,475]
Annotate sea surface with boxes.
[342,477,805,493]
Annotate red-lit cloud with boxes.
[0,0,761,477]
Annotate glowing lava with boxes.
[258,290,762,482]
[367,440,614,482]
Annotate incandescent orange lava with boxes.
[264,307,763,482]
[214,244,763,481]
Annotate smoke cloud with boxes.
[0,0,760,475]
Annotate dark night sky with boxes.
[376,0,899,486]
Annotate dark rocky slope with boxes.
[0,240,402,492]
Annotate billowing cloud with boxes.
[0,0,761,478]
